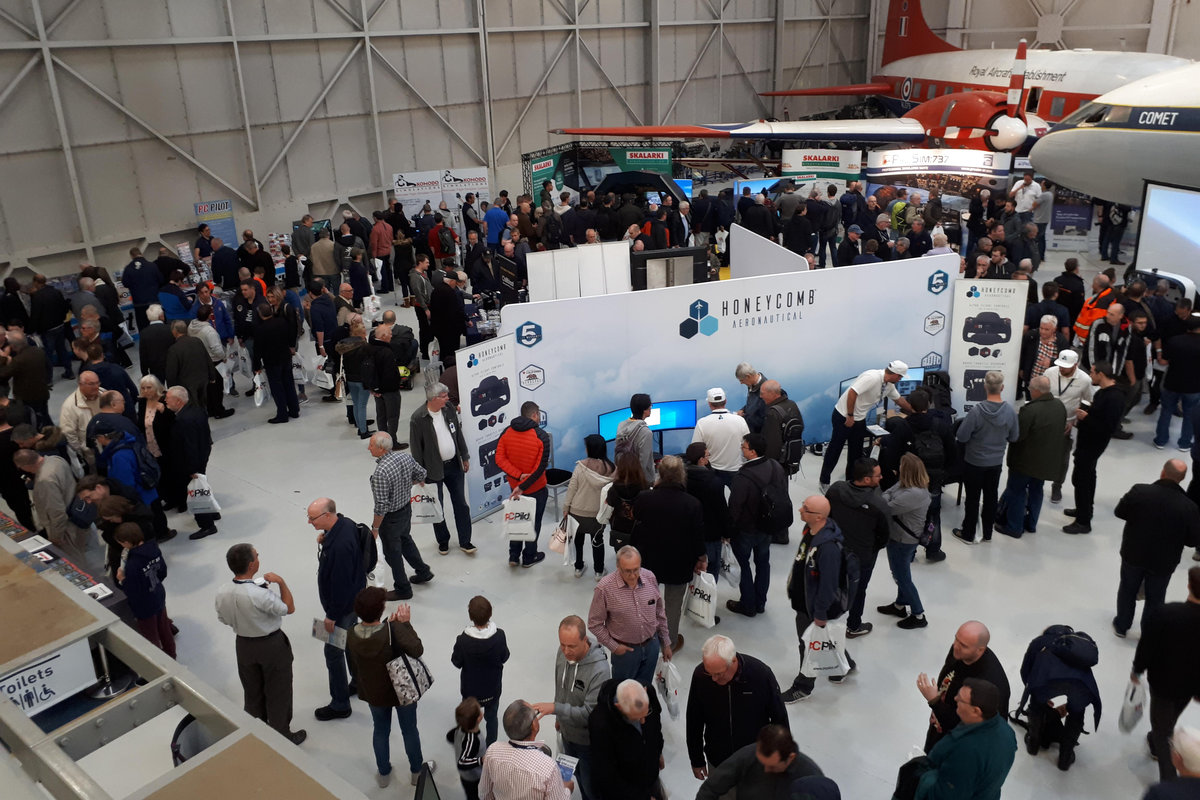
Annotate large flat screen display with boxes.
[598,400,698,441]
[1137,182,1200,277]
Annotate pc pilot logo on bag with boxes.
[680,299,718,339]
[504,510,532,522]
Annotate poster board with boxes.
[456,334,520,521]
[948,279,1028,412]
[780,149,862,200]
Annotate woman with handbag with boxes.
[604,451,648,555]
[562,433,616,580]
[137,375,180,512]
[346,586,435,788]
[879,453,931,630]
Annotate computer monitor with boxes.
[598,399,699,441]
[894,367,926,399]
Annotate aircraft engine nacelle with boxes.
[984,112,1029,152]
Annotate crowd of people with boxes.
[1,177,1198,800]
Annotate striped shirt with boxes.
[587,568,670,652]
[479,740,569,800]
[370,451,427,516]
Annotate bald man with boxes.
[1113,459,1200,637]
[916,621,1010,752]
[781,495,857,703]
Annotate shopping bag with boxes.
[311,355,334,390]
[215,360,234,394]
[549,516,570,555]
[291,354,307,384]
[253,371,267,407]
[1118,677,1146,732]
[595,482,614,524]
[503,496,538,541]
[799,620,850,678]
[684,571,718,629]
[654,656,682,720]
[385,625,434,706]
[720,540,741,590]
[186,474,221,514]
[333,361,346,400]
[116,322,135,349]
[410,483,444,525]
[238,347,253,379]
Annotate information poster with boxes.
[392,170,443,213]
[440,167,491,209]
[194,199,237,249]
[865,149,1013,233]
[948,278,1028,413]
[457,333,519,520]
[1,639,96,716]
[780,149,862,199]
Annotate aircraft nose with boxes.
[1029,129,1090,186]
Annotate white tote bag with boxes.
[410,483,444,525]
[1118,677,1146,732]
[720,540,741,590]
[684,571,718,629]
[291,353,308,384]
[799,620,850,678]
[186,474,222,514]
[503,496,538,541]
[311,355,335,390]
[654,656,682,720]
[252,371,268,407]
[595,482,615,524]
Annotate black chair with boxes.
[170,713,219,766]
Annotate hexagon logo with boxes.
[699,315,718,336]
[517,321,542,347]
[965,285,981,298]
[927,270,949,295]
[681,298,716,339]
[924,311,946,336]
[519,364,545,391]
[467,354,479,368]
[921,351,943,370]
[679,318,699,339]
[689,299,709,320]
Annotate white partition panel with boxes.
[553,250,582,298]
[728,223,810,278]
[600,243,633,294]
[527,250,557,303]
[576,244,608,297]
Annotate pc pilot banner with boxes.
[948,279,1028,413]
[456,334,519,521]
[499,254,957,469]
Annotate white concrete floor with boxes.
[30,250,1200,800]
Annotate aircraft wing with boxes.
[760,82,895,97]
[550,118,926,143]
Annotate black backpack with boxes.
[780,414,806,475]
[438,226,457,256]
[1045,625,1100,670]
[355,522,379,576]
[911,428,946,474]
[544,211,564,246]
[744,464,794,532]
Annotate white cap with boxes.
[1054,350,1079,369]
[886,360,909,377]
[706,387,726,404]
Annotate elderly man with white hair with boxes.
[165,385,220,539]
[479,700,571,800]
[686,635,788,780]
[734,362,768,434]
[409,380,474,556]
[1144,726,1200,798]
[589,678,665,800]
[366,430,433,602]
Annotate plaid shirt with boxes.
[1033,338,1057,378]
[587,568,670,651]
[479,740,569,800]
[370,451,427,516]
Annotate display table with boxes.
[143,734,341,800]
[0,548,97,666]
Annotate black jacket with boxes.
[630,485,705,584]
[728,457,788,535]
[880,409,957,489]
[686,652,787,768]
[589,678,664,800]
[316,514,364,620]
[781,215,813,255]
[169,404,211,477]
[251,315,294,370]
[762,392,802,466]
[1019,330,1070,383]
[0,292,28,329]
[450,626,510,702]
[1074,384,1124,456]
[836,236,859,266]
[367,339,401,393]
[1133,601,1200,699]
[29,285,69,334]
[925,646,1011,752]
[1116,479,1200,573]
[825,480,890,555]
[685,463,731,542]
[1054,271,1086,323]
[429,282,466,339]
[138,322,175,382]
[740,204,776,240]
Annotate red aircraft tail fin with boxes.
[881,0,960,66]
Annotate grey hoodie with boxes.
[553,636,610,746]
[956,399,1020,467]
[615,417,655,480]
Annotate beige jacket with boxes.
[59,388,101,453]
[33,455,89,560]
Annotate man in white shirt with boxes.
[214,543,306,745]
[409,381,475,555]
[480,700,571,800]
[819,360,915,491]
[692,387,749,486]
[1042,349,1093,504]
[1010,171,1040,224]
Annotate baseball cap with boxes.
[1054,350,1079,369]
[886,360,909,377]
[847,224,863,234]
[706,387,726,404]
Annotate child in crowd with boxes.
[115,522,175,658]
[450,595,510,746]
[453,697,484,800]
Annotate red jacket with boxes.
[429,223,458,260]
[369,220,394,258]
[495,418,547,493]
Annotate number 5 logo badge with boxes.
[517,321,542,347]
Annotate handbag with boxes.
[893,514,935,548]
[333,359,346,401]
[549,517,569,555]
[384,623,434,706]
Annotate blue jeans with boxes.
[885,541,924,615]
[998,469,1044,533]
[324,610,358,710]
[847,546,878,630]
[1114,561,1172,634]
[369,703,423,776]
[347,380,370,434]
[563,739,596,800]
[610,637,660,686]
[509,487,547,563]
[1155,388,1200,448]
[733,531,771,612]
[379,505,430,593]
[433,459,474,549]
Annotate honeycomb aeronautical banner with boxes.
[499,254,957,468]
[948,279,1029,413]
[456,334,519,521]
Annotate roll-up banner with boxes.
[392,170,443,214]
[456,334,520,521]
[865,149,1013,236]
[948,279,1029,413]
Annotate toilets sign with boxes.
[1,639,96,717]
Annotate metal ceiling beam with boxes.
[223,0,261,209]
[475,0,496,175]
[321,0,361,31]
[257,42,362,189]
[0,6,34,39]
[0,54,39,111]
[783,20,831,93]
[577,35,643,125]
[721,31,770,117]
[51,55,255,205]
[45,0,86,35]
[495,33,572,159]
[359,0,386,207]
[661,25,718,123]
